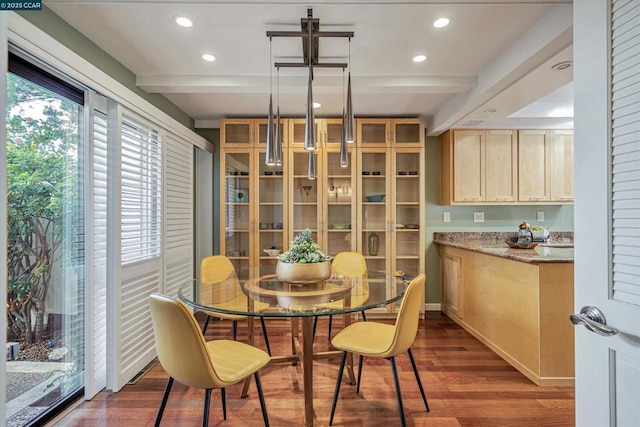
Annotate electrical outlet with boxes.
[443,212,451,223]
[537,211,545,222]
[473,212,484,223]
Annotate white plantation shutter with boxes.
[611,0,640,304]
[109,111,163,391]
[163,134,194,298]
[121,116,162,264]
[85,93,108,398]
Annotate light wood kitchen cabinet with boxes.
[439,129,517,204]
[549,130,574,202]
[220,118,425,315]
[517,129,574,203]
[357,118,422,147]
[441,249,462,318]
[288,118,344,148]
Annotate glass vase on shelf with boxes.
[368,232,379,256]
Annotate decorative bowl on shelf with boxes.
[263,248,281,257]
[398,171,408,176]
[372,171,381,176]
[365,194,385,202]
[505,240,538,249]
[331,223,351,230]
[362,171,371,175]
[405,224,419,229]
[408,170,418,175]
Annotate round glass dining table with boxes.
[178,266,411,427]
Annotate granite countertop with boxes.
[433,232,574,264]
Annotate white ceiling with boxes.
[45,0,574,135]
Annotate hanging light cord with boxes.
[269,37,273,95]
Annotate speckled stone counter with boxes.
[433,232,574,264]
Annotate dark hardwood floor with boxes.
[52,312,575,426]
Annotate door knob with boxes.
[570,305,618,337]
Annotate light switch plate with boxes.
[443,212,451,223]
[537,211,545,222]
[473,212,484,223]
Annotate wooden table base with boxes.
[242,314,356,427]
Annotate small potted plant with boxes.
[276,228,332,284]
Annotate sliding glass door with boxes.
[5,58,85,426]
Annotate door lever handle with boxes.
[570,305,618,337]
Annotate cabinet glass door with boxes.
[324,148,355,256]
[222,152,252,271]
[359,150,389,271]
[289,118,319,148]
[291,149,321,243]
[256,118,287,148]
[257,150,286,275]
[393,151,422,278]
[221,119,254,146]
[357,119,389,147]
[392,119,422,146]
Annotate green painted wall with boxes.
[423,136,574,304]
[18,7,194,129]
[195,129,220,254]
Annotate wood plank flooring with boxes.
[52,313,575,427]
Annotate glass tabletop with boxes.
[178,266,410,318]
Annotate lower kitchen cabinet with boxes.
[439,245,574,386]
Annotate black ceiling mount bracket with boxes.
[266,8,354,73]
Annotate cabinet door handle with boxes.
[528,196,546,200]
[558,196,574,200]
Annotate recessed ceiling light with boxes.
[484,108,497,113]
[313,102,321,109]
[174,15,193,28]
[413,55,427,63]
[433,17,450,28]
[551,61,572,71]
[201,53,216,62]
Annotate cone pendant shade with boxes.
[304,73,317,151]
[265,94,276,165]
[307,151,317,180]
[345,72,355,144]
[275,106,282,166]
[340,108,349,168]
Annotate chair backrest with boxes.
[388,273,426,356]
[149,293,223,389]
[332,252,367,276]
[201,255,236,283]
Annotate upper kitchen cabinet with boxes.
[221,118,288,147]
[518,129,574,203]
[440,129,517,205]
[357,118,423,147]
[288,118,344,148]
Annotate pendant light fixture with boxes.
[303,14,316,153]
[265,37,276,166]
[275,67,283,166]
[307,150,317,180]
[339,68,349,168]
[344,38,355,144]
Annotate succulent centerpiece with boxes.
[276,228,332,284]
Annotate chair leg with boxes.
[327,315,333,340]
[389,356,407,427]
[356,354,364,394]
[201,316,210,335]
[254,372,270,427]
[407,348,429,412]
[361,311,367,322]
[154,376,174,427]
[232,320,237,340]
[329,351,347,426]
[221,388,227,420]
[313,316,318,340]
[203,389,212,427]
[260,317,272,356]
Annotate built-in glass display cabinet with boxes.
[220,117,424,314]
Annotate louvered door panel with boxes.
[611,0,640,305]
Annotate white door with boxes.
[574,2,640,426]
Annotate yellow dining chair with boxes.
[149,294,270,427]
[329,273,429,427]
[200,255,271,355]
[313,252,369,340]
